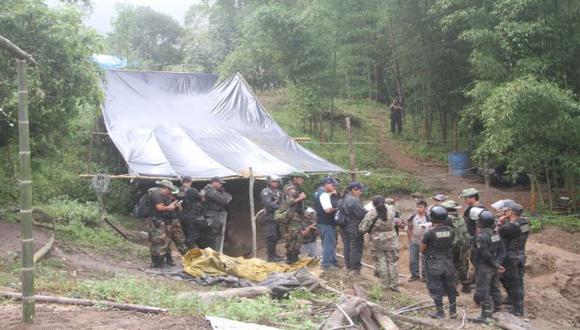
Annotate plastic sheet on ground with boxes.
[183,248,318,282]
[206,316,280,330]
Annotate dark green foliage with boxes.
[107,4,184,70]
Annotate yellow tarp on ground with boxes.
[183,248,318,282]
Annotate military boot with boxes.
[165,252,176,266]
[469,304,492,324]
[151,255,164,268]
[510,303,524,317]
[449,295,457,319]
[428,297,445,320]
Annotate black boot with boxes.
[449,294,457,319]
[429,297,445,320]
[151,255,164,268]
[469,304,492,324]
[510,303,524,317]
[165,253,176,266]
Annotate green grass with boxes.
[529,213,580,233]
[265,94,427,196]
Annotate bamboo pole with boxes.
[345,117,356,181]
[0,35,36,64]
[248,167,257,258]
[17,59,35,323]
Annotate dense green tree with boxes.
[107,4,184,70]
[0,0,103,153]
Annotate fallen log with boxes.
[353,284,379,330]
[371,308,399,330]
[0,290,167,314]
[33,234,55,263]
[492,312,537,330]
[322,298,362,330]
[179,286,272,305]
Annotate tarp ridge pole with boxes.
[17,59,35,323]
[346,117,357,181]
[249,167,257,258]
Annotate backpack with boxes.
[132,188,157,219]
[274,208,289,224]
[334,197,347,227]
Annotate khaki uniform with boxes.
[450,213,470,288]
[359,209,399,288]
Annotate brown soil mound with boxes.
[0,222,51,259]
[0,304,211,330]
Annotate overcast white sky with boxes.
[48,0,194,34]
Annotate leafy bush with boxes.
[41,198,100,227]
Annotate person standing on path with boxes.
[461,187,486,292]
[360,195,401,292]
[421,205,457,319]
[442,200,471,293]
[315,178,339,270]
[389,97,403,134]
[341,182,367,276]
[406,199,429,281]
[177,176,205,250]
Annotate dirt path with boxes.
[0,304,211,330]
[377,119,531,208]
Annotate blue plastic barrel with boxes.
[448,152,469,176]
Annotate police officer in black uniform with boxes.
[261,175,285,262]
[470,210,506,324]
[497,202,527,316]
[421,205,457,320]
[177,176,206,249]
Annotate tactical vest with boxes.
[515,218,530,255]
[366,209,397,251]
[427,225,455,258]
[501,223,521,258]
[478,228,502,264]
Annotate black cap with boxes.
[347,181,366,191]
[211,176,226,184]
[322,177,336,186]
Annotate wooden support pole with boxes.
[17,59,35,323]
[345,117,356,181]
[249,167,257,258]
[483,159,490,208]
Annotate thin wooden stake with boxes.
[249,167,257,258]
[17,59,35,323]
[346,117,356,181]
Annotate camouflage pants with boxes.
[147,218,169,257]
[165,218,188,255]
[453,244,470,286]
[372,248,399,288]
[285,229,303,253]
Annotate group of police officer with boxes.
[143,176,231,268]
[422,188,529,323]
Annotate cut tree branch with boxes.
[0,35,36,64]
[33,235,54,263]
[0,290,167,314]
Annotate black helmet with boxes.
[429,205,448,223]
[478,210,495,228]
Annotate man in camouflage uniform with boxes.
[146,180,187,268]
[278,185,306,264]
[460,188,486,292]
[359,195,400,292]
[442,200,471,293]
[261,175,284,262]
[202,177,232,252]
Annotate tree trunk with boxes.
[544,164,553,211]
